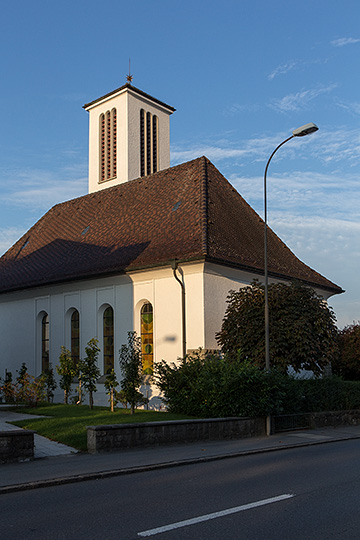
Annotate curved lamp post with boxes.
[264,122,319,436]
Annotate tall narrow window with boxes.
[141,303,153,375]
[99,108,117,182]
[106,111,111,179]
[71,310,80,365]
[146,112,151,175]
[103,307,114,374]
[152,115,158,173]
[41,313,49,372]
[100,113,105,181]
[112,108,117,178]
[140,110,158,177]
[140,109,145,177]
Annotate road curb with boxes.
[1,434,360,495]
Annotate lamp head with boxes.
[292,122,319,137]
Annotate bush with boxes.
[155,352,289,417]
[155,352,360,418]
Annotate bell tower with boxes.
[83,83,175,194]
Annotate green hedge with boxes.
[155,354,360,417]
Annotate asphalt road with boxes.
[2,439,360,539]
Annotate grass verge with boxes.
[9,403,194,452]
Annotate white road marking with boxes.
[138,493,294,537]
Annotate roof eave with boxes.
[83,83,176,113]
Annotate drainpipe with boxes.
[171,260,186,358]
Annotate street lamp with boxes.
[264,123,319,436]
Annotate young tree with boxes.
[16,362,28,402]
[332,322,360,380]
[81,338,101,409]
[42,366,57,403]
[104,369,119,412]
[15,373,46,407]
[2,371,15,403]
[216,280,338,376]
[56,347,78,404]
[119,331,148,414]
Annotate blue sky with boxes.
[0,0,359,327]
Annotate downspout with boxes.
[171,259,186,358]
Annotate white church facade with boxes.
[0,83,343,405]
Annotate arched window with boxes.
[41,313,49,372]
[99,108,117,182]
[141,303,153,375]
[140,110,158,177]
[103,306,114,374]
[71,310,80,365]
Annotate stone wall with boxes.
[0,430,34,462]
[87,417,266,454]
[310,410,360,428]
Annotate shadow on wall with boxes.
[141,381,165,411]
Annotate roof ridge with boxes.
[200,156,209,256]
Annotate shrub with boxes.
[155,352,288,417]
[155,352,360,417]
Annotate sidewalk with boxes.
[1,409,360,495]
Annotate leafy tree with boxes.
[119,331,148,414]
[56,347,78,404]
[216,280,338,376]
[332,322,360,380]
[42,366,57,403]
[104,369,119,412]
[81,338,101,409]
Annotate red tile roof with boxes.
[0,157,343,295]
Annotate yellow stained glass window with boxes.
[141,303,153,375]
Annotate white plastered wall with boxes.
[0,261,336,407]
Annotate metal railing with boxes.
[273,413,312,433]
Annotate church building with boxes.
[0,82,343,405]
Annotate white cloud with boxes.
[272,216,360,328]
[331,37,360,47]
[337,101,360,116]
[270,84,337,113]
[1,168,87,210]
[0,227,27,255]
[268,60,299,80]
[172,127,360,172]
[224,103,260,116]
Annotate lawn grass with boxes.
[9,403,194,452]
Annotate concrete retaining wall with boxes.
[0,430,34,462]
[87,417,266,454]
[310,410,360,428]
